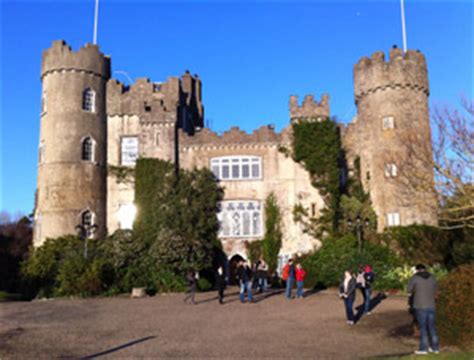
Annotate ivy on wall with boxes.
[107,165,135,184]
[292,118,343,235]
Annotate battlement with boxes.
[41,40,111,79]
[354,47,429,103]
[107,72,203,127]
[289,94,330,122]
[179,125,286,150]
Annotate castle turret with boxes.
[349,47,437,230]
[34,40,110,245]
[289,94,330,123]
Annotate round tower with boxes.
[34,40,111,245]
[353,47,437,230]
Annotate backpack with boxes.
[282,265,289,281]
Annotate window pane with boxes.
[242,164,250,178]
[232,212,241,236]
[82,138,92,161]
[252,163,260,178]
[252,211,261,235]
[211,165,219,178]
[232,164,240,178]
[243,212,250,235]
[222,165,230,179]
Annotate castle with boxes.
[34,40,438,263]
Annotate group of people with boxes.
[235,259,271,303]
[338,264,375,326]
[338,263,440,355]
[185,259,440,355]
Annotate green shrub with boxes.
[301,234,400,289]
[246,240,263,265]
[262,193,282,273]
[197,277,212,292]
[383,225,450,265]
[437,263,474,350]
[153,268,187,293]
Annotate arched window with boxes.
[217,200,262,238]
[82,137,94,161]
[82,88,95,112]
[80,210,95,238]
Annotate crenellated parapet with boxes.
[179,125,284,150]
[289,94,330,122]
[107,71,204,129]
[41,40,111,80]
[354,47,428,104]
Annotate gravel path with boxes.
[0,288,418,359]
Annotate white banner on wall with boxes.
[121,136,138,166]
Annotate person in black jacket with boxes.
[216,266,226,304]
[237,260,254,303]
[339,269,357,325]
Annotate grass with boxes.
[0,291,24,301]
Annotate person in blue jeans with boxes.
[237,260,254,303]
[363,264,375,314]
[339,269,356,325]
[407,264,440,355]
[283,259,295,299]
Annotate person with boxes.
[216,266,226,304]
[356,264,366,305]
[257,259,269,293]
[339,269,357,325]
[295,263,306,299]
[184,269,197,304]
[237,260,254,303]
[363,264,375,314]
[282,259,296,299]
[244,261,255,302]
[407,264,440,355]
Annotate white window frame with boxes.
[120,136,139,167]
[217,200,263,238]
[210,156,262,181]
[384,163,397,177]
[382,116,395,130]
[82,88,96,113]
[387,212,400,227]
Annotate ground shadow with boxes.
[354,292,387,323]
[303,282,327,298]
[362,351,414,359]
[80,336,156,359]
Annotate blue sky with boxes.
[1,0,472,215]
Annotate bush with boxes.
[375,264,448,292]
[301,234,400,289]
[383,225,450,265]
[437,263,474,350]
[197,277,212,292]
[22,236,113,297]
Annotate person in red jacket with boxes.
[295,263,306,299]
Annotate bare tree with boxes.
[432,98,473,228]
[391,98,473,229]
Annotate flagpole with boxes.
[93,0,99,45]
[400,0,407,52]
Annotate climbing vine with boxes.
[291,118,343,235]
[108,165,135,184]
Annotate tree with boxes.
[388,98,473,230]
[134,158,224,273]
[262,193,282,273]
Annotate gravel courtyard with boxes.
[0,288,420,359]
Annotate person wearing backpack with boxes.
[363,264,375,315]
[282,259,295,299]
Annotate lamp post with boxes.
[75,223,98,259]
[347,215,370,253]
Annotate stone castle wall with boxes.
[35,40,438,256]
